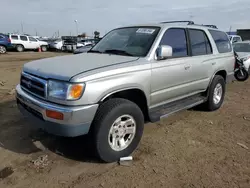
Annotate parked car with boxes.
[49,39,84,51]
[0,34,12,54]
[73,44,93,54]
[9,34,48,52]
[233,41,250,73]
[78,38,97,46]
[16,21,235,162]
[229,35,242,44]
[73,38,102,54]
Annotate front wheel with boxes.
[41,45,47,52]
[91,98,144,163]
[234,68,249,81]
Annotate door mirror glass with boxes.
[156,45,173,60]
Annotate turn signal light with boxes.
[69,84,84,99]
[46,110,64,120]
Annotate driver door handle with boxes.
[212,62,216,65]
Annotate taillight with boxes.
[8,38,11,43]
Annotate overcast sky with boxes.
[1,0,250,37]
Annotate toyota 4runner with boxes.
[16,21,235,162]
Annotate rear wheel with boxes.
[92,98,144,163]
[203,75,226,111]
[16,45,24,52]
[0,45,6,54]
[234,69,249,81]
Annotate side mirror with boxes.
[156,45,173,60]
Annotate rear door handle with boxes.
[212,62,216,65]
[184,65,191,70]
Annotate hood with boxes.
[237,52,250,58]
[23,53,139,81]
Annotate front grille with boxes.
[20,73,46,98]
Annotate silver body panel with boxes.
[16,23,235,137]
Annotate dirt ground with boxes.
[0,52,250,188]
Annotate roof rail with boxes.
[202,24,218,29]
[159,21,218,29]
[160,21,194,25]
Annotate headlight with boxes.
[48,80,85,100]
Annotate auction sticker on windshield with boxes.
[136,28,155,34]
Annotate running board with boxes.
[149,94,207,122]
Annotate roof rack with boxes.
[159,21,218,29]
[202,24,218,29]
[160,21,194,25]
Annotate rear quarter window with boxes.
[11,35,19,40]
[209,30,232,53]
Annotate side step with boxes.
[149,94,207,122]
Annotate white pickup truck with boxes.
[9,34,48,52]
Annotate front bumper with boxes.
[16,84,99,137]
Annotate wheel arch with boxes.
[205,69,227,97]
[99,88,150,122]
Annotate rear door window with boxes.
[20,36,28,41]
[209,30,232,53]
[189,29,212,56]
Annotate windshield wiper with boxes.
[88,50,103,54]
[104,49,134,56]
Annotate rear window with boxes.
[11,35,18,40]
[209,30,232,53]
[0,35,4,39]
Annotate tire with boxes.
[203,75,226,111]
[41,45,47,52]
[0,45,7,54]
[91,98,144,163]
[234,69,249,82]
[16,45,24,52]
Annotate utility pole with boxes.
[229,26,232,35]
[189,12,194,21]
[21,22,24,34]
[74,20,78,36]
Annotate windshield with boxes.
[90,26,160,57]
[233,43,250,52]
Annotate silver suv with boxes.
[16,21,235,162]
